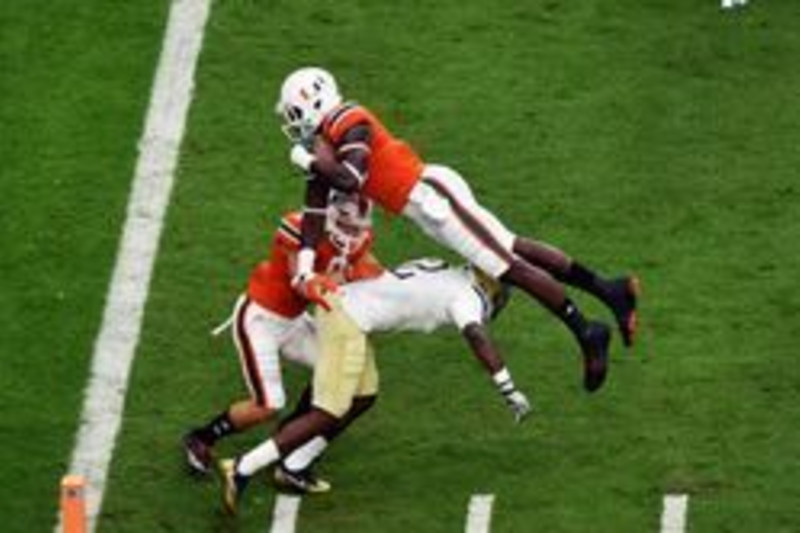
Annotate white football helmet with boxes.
[326,191,372,254]
[469,265,512,320]
[275,67,342,143]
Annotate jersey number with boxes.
[390,258,449,279]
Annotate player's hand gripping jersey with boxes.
[247,211,375,318]
[212,201,377,414]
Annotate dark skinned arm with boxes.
[461,322,531,422]
[461,322,505,376]
[299,178,330,252]
[310,124,371,193]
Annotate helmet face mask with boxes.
[326,192,372,254]
[279,105,312,143]
[276,67,342,144]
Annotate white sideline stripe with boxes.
[55,1,211,532]
[465,494,495,533]
[660,494,689,533]
[269,495,302,533]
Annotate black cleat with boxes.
[274,464,331,494]
[609,276,640,348]
[183,431,213,476]
[581,321,611,392]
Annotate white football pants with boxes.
[231,296,318,410]
[403,164,517,279]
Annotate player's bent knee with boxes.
[269,396,287,412]
[312,397,352,419]
[255,384,287,412]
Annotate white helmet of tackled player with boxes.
[326,191,372,254]
[275,67,342,143]
[470,265,512,320]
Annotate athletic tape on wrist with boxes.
[297,248,316,277]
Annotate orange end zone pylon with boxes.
[60,475,86,533]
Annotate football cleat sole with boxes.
[274,465,332,494]
[582,321,611,392]
[183,432,213,476]
[614,276,640,348]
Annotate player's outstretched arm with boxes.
[292,179,330,285]
[286,181,340,311]
[301,179,329,247]
[461,323,504,375]
[462,323,531,423]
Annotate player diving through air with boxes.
[220,256,532,512]
[274,67,640,394]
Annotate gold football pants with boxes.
[312,294,378,418]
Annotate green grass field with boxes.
[2,1,800,531]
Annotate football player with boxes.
[182,191,380,476]
[219,258,534,511]
[273,67,639,389]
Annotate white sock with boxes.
[283,436,329,472]
[237,439,280,476]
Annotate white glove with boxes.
[503,389,531,423]
[290,143,316,173]
[493,367,531,423]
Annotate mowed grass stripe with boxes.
[269,495,302,533]
[659,494,688,533]
[58,1,211,531]
[465,494,495,533]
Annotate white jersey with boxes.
[339,258,493,333]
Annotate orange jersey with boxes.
[321,102,425,214]
[247,211,374,318]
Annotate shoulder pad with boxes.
[324,102,371,143]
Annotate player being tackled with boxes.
[273,67,639,390]
[182,191,381,477]
[219,258,540,512]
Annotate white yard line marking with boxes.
[465,494,495,533]
[660,494,689,533]
[269,495,302,533]
[56,1,211,531]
